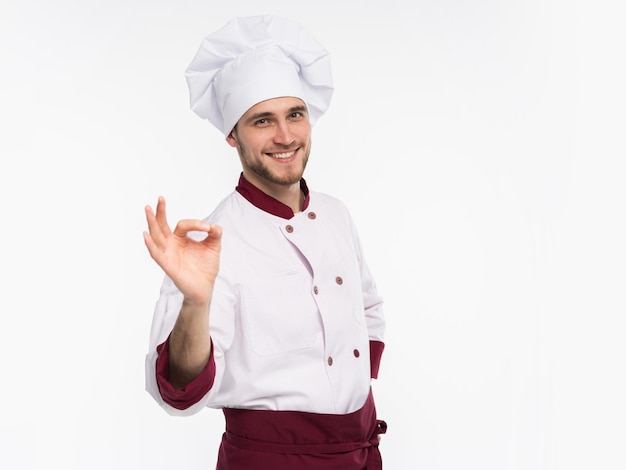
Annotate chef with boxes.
[144,15,387,469]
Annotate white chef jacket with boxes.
[145,179,385,417]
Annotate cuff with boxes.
[369,340,385,379]
[155,336,216,410]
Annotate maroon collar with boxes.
[235,173,310,220]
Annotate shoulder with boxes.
[202,191,246,224]
[308,190,351,213]
[308,191,359,234]
[182,192,243,242]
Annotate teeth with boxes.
[271,151,295,159]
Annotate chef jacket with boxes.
[145,175,385,417]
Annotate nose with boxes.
[273,121,295,146]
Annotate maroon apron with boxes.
[216,391,387,469]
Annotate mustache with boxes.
[267,137,310,152]
[266,143,299,152]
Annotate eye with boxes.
[290,112,303,119]
[255,118,270,126]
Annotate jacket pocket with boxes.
[241,273,320,356]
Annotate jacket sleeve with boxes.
[348,213,386,379]
[144,276,222,416]
[153,336,217,410]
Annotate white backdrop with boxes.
[1,1,625,469]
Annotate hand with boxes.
[143,196,223,306]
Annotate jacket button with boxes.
[335,276,343,285]
[313,286,319,295]
[285,225,294,233]
[327,356,333,366]
[353,349,360,358]
[308,212,317,219]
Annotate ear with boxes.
[226,130,238,148]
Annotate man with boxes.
[143,15,387,469]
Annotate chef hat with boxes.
[185,15,334,135]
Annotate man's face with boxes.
[226,96,312,192]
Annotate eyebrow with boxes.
[244,105,308,124]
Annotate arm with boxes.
[167,297,212,389]
[144,196,223,390]
[347,212,386,378]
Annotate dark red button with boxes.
[335,276,343,285]
[285,225,294,233]
[327,356,333,366]
[353,349,360,358]
[313,286,319,295]
[308,212,317,219]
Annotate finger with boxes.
[145,204,167,248]
[196,223,223,248]
[205,223,223,242]
[200,224,223,250]
[154,196,173,237]
[172,219,214,238]
[143,231,166,266]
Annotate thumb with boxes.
[203,224,223,243]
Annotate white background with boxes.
[1,1,625,469]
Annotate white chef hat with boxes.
[185,15,334,136]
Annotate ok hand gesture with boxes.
[143,196,223,306]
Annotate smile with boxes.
[269,150,296,159]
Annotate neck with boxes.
[242,171,304,213]
[264,185,303,213]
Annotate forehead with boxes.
[241,96,307,119]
